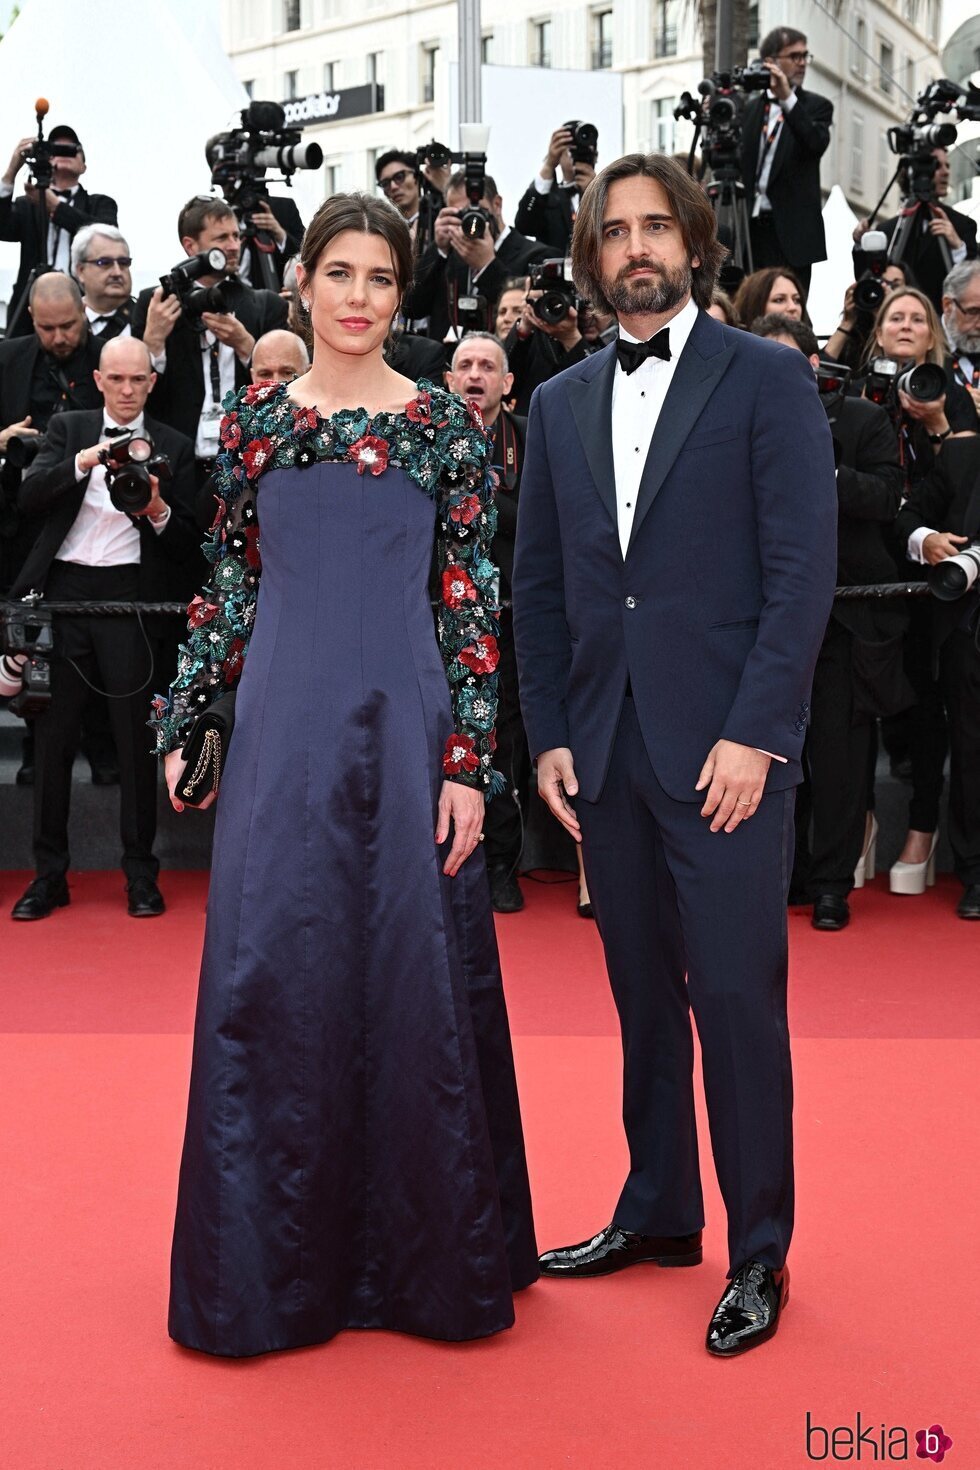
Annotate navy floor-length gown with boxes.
[154,380,538,1357]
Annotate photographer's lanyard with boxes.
[492,415,520,492]
[953,355,978,390]
[754,101,784,214]
[198,336,224,460]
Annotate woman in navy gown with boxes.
[154,194,538,1357]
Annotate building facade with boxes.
[222,0,959,221]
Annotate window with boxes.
[653,1,679,60]
[905,52,915,98]
[878,39,894,97]
[367,52,381,86]
[652,98,676,155]
[851,113,864,195]
[283,0,301,31]
[481,31,493,64]
[325,164,340,198]
[421,44,438,103]
[531,20,552,68]
[323,61,335,91]
[850,17,867,76]
[284,69,299,101]
[747,2,759,52]
[592,9,613,69]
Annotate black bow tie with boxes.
[103,425,130,438]
[616,329,671,375]
[54,189,73,199]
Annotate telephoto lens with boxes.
[3,434,42,471]
[896,361,947,402]
[928,543,980,601]
[853,276,886,313]
[100,433,155,515]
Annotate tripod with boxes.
[4,176,55,338]
[704,162,754,281]
[864,161,953,280]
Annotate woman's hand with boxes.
[898,387,949,441]
[435,780,484,876]
[164,748,216,813]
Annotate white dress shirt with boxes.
[85,302,132,340]
[611,295,698,557]
[57,411,169,566]
[0,180,78,271]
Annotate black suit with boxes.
[853,204,978,313]
[131,279,288,446]
[895,438,980,886]
[402,228,550,343]
[794,394,908,898]
[238,193,305,290]
[12,408,199,884]
[0,184,118,333]
[514,180,577,254]
[503,324,590,416]
[741,88,833,278]
[87,295,137,343]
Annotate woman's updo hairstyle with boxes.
[299,192,414,302]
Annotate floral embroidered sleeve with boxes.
[431,391,506,798]
[149,386,267,754]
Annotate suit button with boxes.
[625,596,636,609]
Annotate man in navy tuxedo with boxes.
[512,154,838,1355]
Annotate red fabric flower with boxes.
[220,414,241,449]
[405,392,433,425]
[292,405,319,434]
[242,436,274,479]
[465,397,485,430]
[441,565,478,610]
[348,434,389,476]
[210,497,227,533]
[223,639,245,683]
[243,382,277,406]
[449,493,481,526]
[442,732,479,775]
[459,635,499,675]
[187,596,219,629]
[244,523,261,569]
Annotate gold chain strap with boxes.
[183,727,222,798]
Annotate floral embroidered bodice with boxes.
[151,378,504,795]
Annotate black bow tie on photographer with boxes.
[616,329,671,375]
[103,426,129,438]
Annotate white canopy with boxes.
[0,0,248,315]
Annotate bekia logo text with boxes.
[806,1413,953,1462]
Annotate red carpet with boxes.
[2,870,978,1468]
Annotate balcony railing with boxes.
[653,28,677,59]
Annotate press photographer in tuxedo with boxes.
[514,123,598,255]
[0,124,118,333]
[9,337,198,922]
[132,197,287,483]
[72,224,136,342]
[740,28,833,291]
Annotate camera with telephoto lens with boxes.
[98,431,172,515]
[19,118,80,192]
[207,101,322,256]
[675,65,769,175]
[896,360,946,403]
[3,434,43,471]
[563,120,598,166]
[887,78,980,202]
[815,361,852,397]
[864,356,899,405]
[160,248,236,324]
[456,148,493,240]
[853,230,890,314]
[1,595,53,715]
[529,258,581,325]
[928,541,980,602]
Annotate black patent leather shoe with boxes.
[127,877,165,918]
[11,876,70,920]
[488,863,524,913]
[706,1261,789,1357]
[956,884,980,920]
[812,894,849,930]
[539,1224,703,1278]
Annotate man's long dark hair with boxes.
[570,154,726,314]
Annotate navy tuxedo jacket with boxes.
[512,310,838,804]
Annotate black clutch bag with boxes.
[176,690,237,806]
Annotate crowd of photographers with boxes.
[1,21,979,926]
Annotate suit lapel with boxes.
[626,312,735,554]
[564,343,618,530]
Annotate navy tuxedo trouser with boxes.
[576,697,796,1276]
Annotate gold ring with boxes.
[478,834,485,842]
[736,800,752,807]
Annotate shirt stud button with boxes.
[625,596,636,609]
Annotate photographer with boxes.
[514,123,598,255]
[0,273,101,454]
[503,280,588,416]
[895,436,980,919]
[852,148,977,313]
[447,331,528,911]
[132,197,287,483]
[495,278,529,340]
[942,259,980,411]
[740,27,833,290]
[8,336,198,922]
[0,124,118,334]
[71,224,136,342]
[824,259,915,371]
[224,187,304,292]
[753,314,907,931]
[401,172,549,344]
[375,149,451,247]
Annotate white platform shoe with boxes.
[889,832,939,895]
[853,815,878,890]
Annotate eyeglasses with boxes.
[378,169,412,193]
[83,256,132,269]
[950,298,980,323]
[778,50,812,63]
